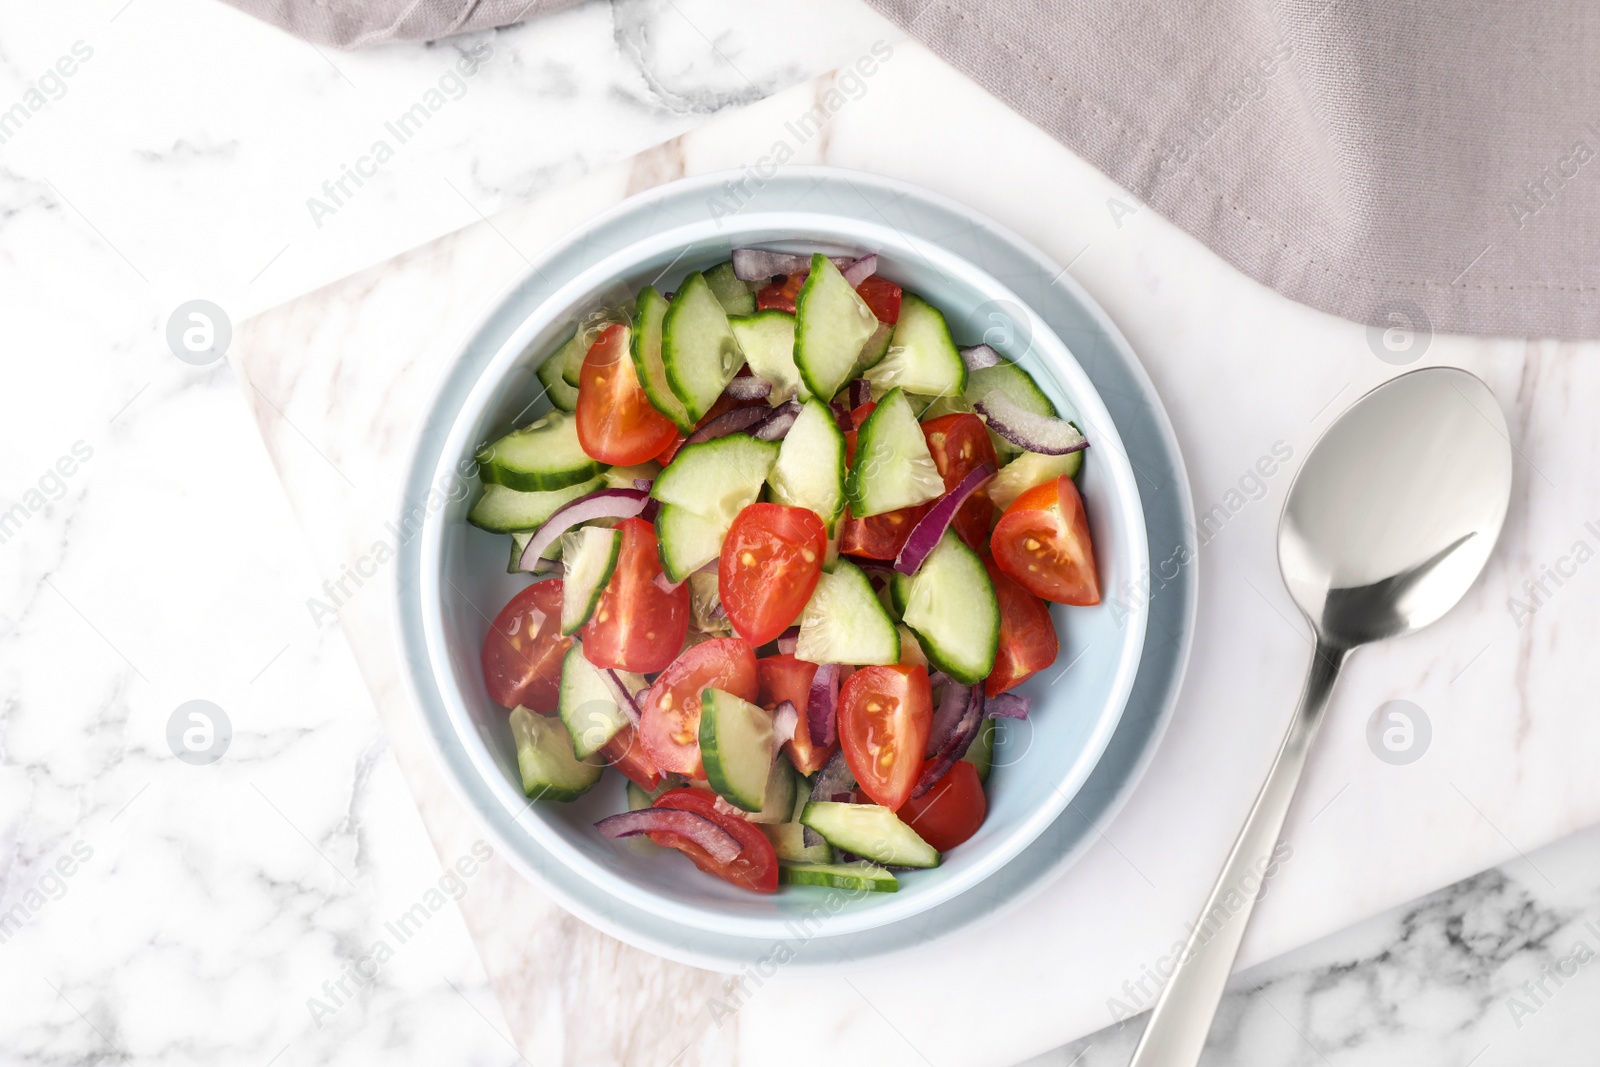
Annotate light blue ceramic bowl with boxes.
[407,174,1149,941]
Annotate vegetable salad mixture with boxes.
[470,250,1099,895]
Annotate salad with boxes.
[469,249,1099,895]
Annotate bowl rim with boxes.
[406,168,1151,939]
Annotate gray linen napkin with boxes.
[224,0,1600,339]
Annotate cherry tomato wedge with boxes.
[719,504,827,647]
[855,275,902,324]
[838,504,931,560]
[575,323,678,465]
[757,654,838,775]
[649,788,778,893]
[580,517,689,673]
[639,637,759,777]
[481,579,570,712]
[838,664,932,810]
[598,724,664,791]
[984,559,1060,697]
[991,475,1101,605]
[922,413,999,550]
[896,759,986,852]
[756,272,806,314]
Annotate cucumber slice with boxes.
[510,705,603,801]
[761,822,835,864]
[468,476,604,534]
[964,359,1058,457]
[778,861,898,892]
[663,271,745,422]
[988,449,1082,512]
[655,504,727,582]
[896,624,929,669]
[601,460,662,490]
[854,320,893,377]
[728,310,805,403]
[746,758,801,825]
[962,717,996,783]
[767,397,847,533]
[705,260,757,317]
[537,349,581,413]
[795,559,899,665]
[794,253,880,401]
[477,411,602,493]
[630,287,696,432]
[899,530,1000,685]
[864,293,966,399]
[699,688,776,812]
[844,387,945,518]
[559,526,622,634]
[799,801,939,868]
[508,530,535,573]
[917,392,973,421]
[651,433,779,524]
[556,643,646,758]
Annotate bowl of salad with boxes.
[416,200,1148,939]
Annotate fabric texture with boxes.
[219,0,578,50]
[224,0,1600,338]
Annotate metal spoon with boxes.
[1128,366,1513,1067]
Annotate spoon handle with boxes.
[1128,640,1348,1067]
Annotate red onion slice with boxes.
[923,680,973,758]
[683,405,771,448]
[602,669,643,726]
[595,809,742,862]
[732,249,853,282]
[776,626,800,655]
[653,571,684,594]
[959,344,1004,371]
[986,692,1030,719]
[633,478,654,492]
[912,685,984,799]
[974,394,1090,456]
[847,378,872,408]
[809,750,857,801]
[723,376,773,401]
[841,254,878,286]
[771,699,799,748]
[807,662,843,747]
[751,398,800,441]
[894,462,996,574]
[517,488,651,573]
[829,399,854,432]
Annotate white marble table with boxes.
[3,2,1599,1065]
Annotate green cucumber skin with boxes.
[697,688,775,813]
[537,351,581,413]
[662,271,745,422]
[799,801,939,868]
[477,412,602,493]
[777,861,899,892]
[900,530,1000,686]
[559,528,622,636]
[630,286,696,432]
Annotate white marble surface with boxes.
[3,3,1600,1067]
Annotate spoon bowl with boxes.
[1129,367,1513,1067]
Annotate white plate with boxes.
[397,168,1193,969]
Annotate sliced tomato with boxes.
[838,664,932,810]
[837,504,931,560]
[758,654,838,775]
[991,475,1101,605]
[855,276,902,324]
[756,272,806,314]
[922,413,1000,550]
[649,787,778,893]
[639,637,759,777]
[598,724,664,791]
[984,559,1059,696]
[719,504,827,647]
[841,400,875,465]
[575,323,678,465]
[481,579,570,712]
[580,517,689,672]
[896,759,986,852]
